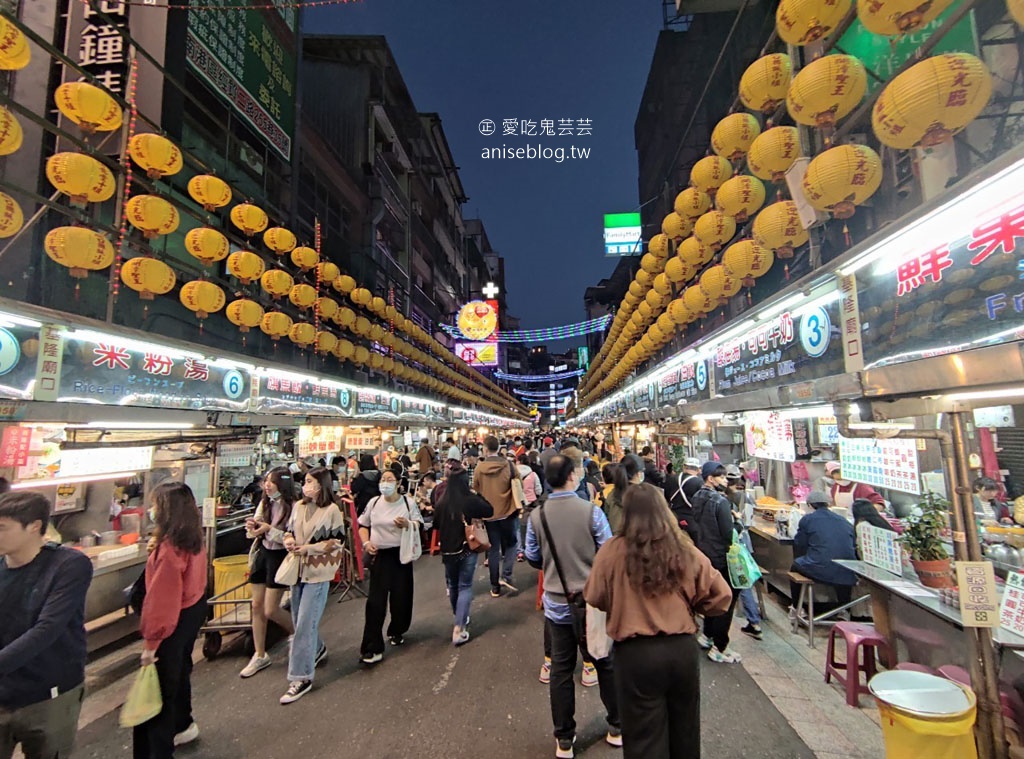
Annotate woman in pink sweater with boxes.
[136,482,207,759]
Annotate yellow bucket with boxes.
[212,555,251,599]
[873,678,977,759]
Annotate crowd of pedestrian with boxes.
[0,430,774,759]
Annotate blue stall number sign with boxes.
[222,370,245,400]
[799,307,831,359]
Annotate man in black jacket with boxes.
[690,462,742,664]
[639,447,665,488]
[0,491,93,759]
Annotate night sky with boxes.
[304,0,664,343]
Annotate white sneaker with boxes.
[707,646,742,664]
[173,722,199,746]
[581,662,598,687]
[279,680,312,704]
[360,652,383,665]
[239,654,271,678]
[697,633,712,650]
[555,736,576,758]
[453,628,470,646]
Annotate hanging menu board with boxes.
[838,436,921,495]
[858,524,903,576]
[655,359,711,407]
[297,425,346,458]
[744,411,796,462]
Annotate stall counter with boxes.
[748,515,795,596]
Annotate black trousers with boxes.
[614,634,701,759]
[789,563,853,606]
[547,618,619,740]
[133,597,207,759]
[702,580,739,652]
[360,547,414,656]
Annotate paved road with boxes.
[74,558,814,759]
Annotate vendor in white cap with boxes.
[683,457,701,477]
[826,461,885,511]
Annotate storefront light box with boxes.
[604,212,642,257]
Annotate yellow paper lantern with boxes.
[777,0,852,45]
[739,53,792,114]
[120,257,176,300]
[54,82,121,133]
[290,246,319,271]
[226,299,264,332]
[333,274,356,295]
[260,311,293,341]
[351,287,372,306]
[316,262,340,283]
[128,133,183,178]
[872,53,993,150]
[857,0,954,35]
[336,307,356,328]
[187,175,232,211]
[661,212,693,243]
[1012,0,1024,26]
[753,201,809,259]
[260,269,294,299]
[648,233,671,258]
[683,285,714,316]
[179,280,225,319]
[46,152,115,204]
[315,297,339,321]
[699,265,741,306]
[333,339,355,360]
[125,195,179,238]
[0,18,30,70]
[711,113,761,161]
[265,227,298,255]
[636,302,652,321]
[44,226,112,278]
[645,288,665,309]
[369,353,384,370]
[289,322,316,347]
[641,252,664,274]
[0,106,22,156]
[652,272,672,297]
[315,331,338,355]
[230,203,269,235]
[802,144,883,219]
[694,211,737,252]
[184,227,229,265]
[665,255,696,285]
[715,175,766,223]
[674,187,711,220]
[690,156,734,197]
[747,127,801,183]
[656,313,675,335]
[370,296,387,315]
[353,346,371,365]
[226,251,266,284]
[289,283,317,310]
[723,240,775,287]
[787,55,867,128]
[354,316,371,337]
[678,236,715,269]
[369,324,385,342]
[636,269,653,289]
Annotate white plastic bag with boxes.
[585,604,612,660]
[400,523,422,564]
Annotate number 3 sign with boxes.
[799,307,831,359]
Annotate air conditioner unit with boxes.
[785,157,828,230]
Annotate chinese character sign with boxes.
[837,436,921,495]
[957,561,999,628]
[744,411,796,463]
[1000,571,1024,637]
[858,524,903,576]
[297,426,346,458]
[69,0,130,95]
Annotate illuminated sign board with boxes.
[456,301,498,340]
[604,212,642,257]
[455,342,499,367]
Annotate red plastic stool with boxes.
[825,622,893,706]
[536,570,544,611]
[895,662,939,675]
[429,530,440,556]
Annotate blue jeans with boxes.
[486,514,519,590]
[443,550,478,628]
[288,580,329,682]
[738,531,761,626]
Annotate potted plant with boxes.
[899,492,955,588]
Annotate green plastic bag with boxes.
[119,664,163,728]
[726,540,762,589]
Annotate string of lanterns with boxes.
[0,13,526,419]
[579,0,999,410]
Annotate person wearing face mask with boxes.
[826,461,885,512]
[690,463,742,663]
[241,467,296,679]
[279,468,344,705]
[357,470,423,665]
[602,454,645,536]
[725,467,763,641]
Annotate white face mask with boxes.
[835,479,851,487]
[268,490,282,500]
[148,507,157,522]
[302,483,319,499]
[380,482,397,497]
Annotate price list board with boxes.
[838,436,921,495]
[858,524,903,576]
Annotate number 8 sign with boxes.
[799,307,831,359]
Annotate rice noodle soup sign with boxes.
[744,411,796,462]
